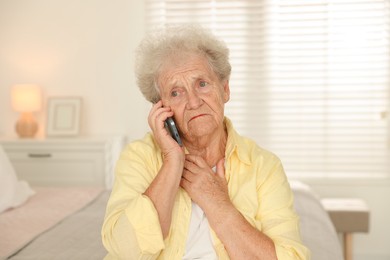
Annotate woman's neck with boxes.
[184,126,227,167]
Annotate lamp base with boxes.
[15,112,38,138]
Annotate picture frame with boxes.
[46,97,82,136]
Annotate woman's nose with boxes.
[186,91,203,109]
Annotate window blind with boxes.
[145,0,390,179]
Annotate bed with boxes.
[1,185,343,260]
[0,187,108,260]
[0,145,343,260]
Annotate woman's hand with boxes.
[180,155,232,213]
[181,154,278,260]
[148,100,184,161]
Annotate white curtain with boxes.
[146,0,390,179]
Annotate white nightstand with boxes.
[0,136,125,188]
[321,198,370,260]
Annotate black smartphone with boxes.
[165,117,183,146]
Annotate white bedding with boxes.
[0,187,103,259]
[291,181,343,260]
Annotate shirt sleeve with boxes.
[256,152,310,260]
[101,138,165,259]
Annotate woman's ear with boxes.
[223,80,230,103]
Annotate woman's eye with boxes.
[199,81,208,87]
[171,90,178,97]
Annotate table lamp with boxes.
[11,84,42,138]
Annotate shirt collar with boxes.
[224,117,252,165]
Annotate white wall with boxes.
[0,0,150,140]
[0,1,389,260]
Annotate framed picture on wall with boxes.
[46,97,82,136]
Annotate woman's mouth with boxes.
[189,114,207,122]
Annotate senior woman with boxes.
[102,25,309,260]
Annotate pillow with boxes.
[290,181,343,260]
[0,145,35,213]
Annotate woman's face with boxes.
[157,53,230,142]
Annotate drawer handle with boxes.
[28,153,52,158]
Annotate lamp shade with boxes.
[11,84,42,112]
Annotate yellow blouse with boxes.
[102,118,310,260]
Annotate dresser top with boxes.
[0,135,123,144]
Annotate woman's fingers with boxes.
[182,168,196,183]
[180,157,229,212]
[147,100,162,126]
[147,101,183,160]
[184,154,208,169]
[148,101,172,131]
